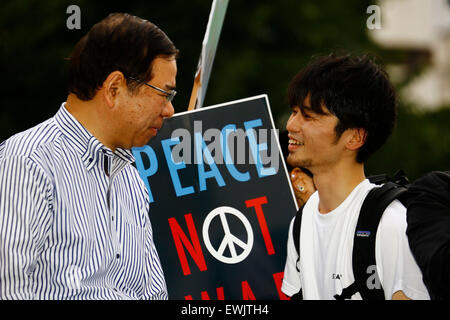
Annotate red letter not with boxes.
[245,196,275,255]
[168,213,207,275]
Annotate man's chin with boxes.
[287,155,312,169]
[286,154,298,167]
[132,138,152,148]
[133,131,158,148]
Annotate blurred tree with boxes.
[209,0,376,127]
[366,104,450,181]
[0,0,448,180]
[0,0,210,139]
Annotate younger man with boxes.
[281,54,429,300]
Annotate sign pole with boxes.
[188,69,201,110]
[187,0,229,111]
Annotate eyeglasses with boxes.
[128,76,177,103]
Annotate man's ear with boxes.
[103,71,126,108]
[346,128,367,151]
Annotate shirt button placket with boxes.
[107,155,121,265]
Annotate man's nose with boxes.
[286,115,300,132]
[163,101,175,118]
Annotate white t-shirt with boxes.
[282,179,430,300]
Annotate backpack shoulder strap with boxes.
[350,182,407,299]
[290,204,305,300]
[293,204,304,259]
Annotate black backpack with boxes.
[291,170,409,300]
[406,170,450,300]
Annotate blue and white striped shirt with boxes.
[0,103,168,299]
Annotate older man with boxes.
[0,13,177,299]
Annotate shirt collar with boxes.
[54,102,135,170]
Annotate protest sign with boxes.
[132,95,298,299]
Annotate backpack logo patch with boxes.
[356,230,371,237]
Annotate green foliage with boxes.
[366,104,450,181]
[209,0,375,126]
[0,0,448,180]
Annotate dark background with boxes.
[1,0,449,180]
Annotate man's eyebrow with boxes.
[303,103,332,116]
[165,84,176,91]
[301,105,312,111]
[299,104,314,113]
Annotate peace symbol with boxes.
[202,206,254,264]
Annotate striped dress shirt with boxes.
[0,103,168,299]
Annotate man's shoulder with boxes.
[0,117,61,160]
[383,199,406,220]
[360,179,407,232]
[376,199,407,239]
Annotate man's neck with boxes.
[65,94,117,152]
[312,161,366,214]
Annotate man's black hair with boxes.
[287,53,397,163]
[68,13,179,100]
